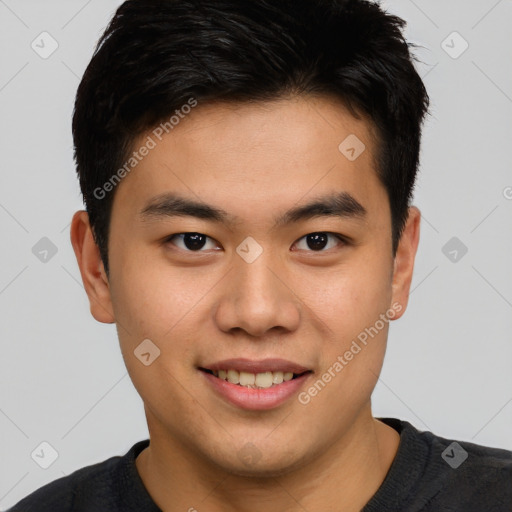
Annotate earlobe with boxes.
[390,206,421,320]
[70,210,115,324]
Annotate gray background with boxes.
[1,0,511,508]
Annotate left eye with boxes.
[293,232,344,252]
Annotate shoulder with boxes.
[423,428,512,507]
[8,440,149,512]
[390,418,512,511]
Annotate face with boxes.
[72,95,418,477]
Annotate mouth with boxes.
[198,358,313,410]
[199,368,311,389]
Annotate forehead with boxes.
[110,95,386,225]
[157,95,377,168]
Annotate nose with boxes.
[213,248,301,338]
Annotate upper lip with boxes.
[200,358,311,374]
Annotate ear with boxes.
[70,210,115,323]
[390,206,421,320]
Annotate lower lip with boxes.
[201,370,311,410]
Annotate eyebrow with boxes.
[139,191,367,229]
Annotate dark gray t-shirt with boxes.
[9,417,512,511]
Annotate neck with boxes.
[135,408,400,512]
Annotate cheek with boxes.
[298,273,392,423]
[302,250,393,390]
[108,262,206,422]
[108,249,220,381]
[109,243,200,336]
[298,256,393,338]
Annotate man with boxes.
[10,0,512,511]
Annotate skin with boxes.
[70,95,420,512]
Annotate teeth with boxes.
[272,371,284,384]
[255,371,273,388]
[239,371,255,386]
[212,369,301,388]
[227,369,240,384]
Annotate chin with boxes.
[211,445,312,479]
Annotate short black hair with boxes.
[72,0,429,277]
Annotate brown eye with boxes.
[294,232,345,252]
[166,233,219,251]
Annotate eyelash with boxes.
[164,232,348,253]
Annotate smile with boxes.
[198,359,313,410]
[200,368,308,389]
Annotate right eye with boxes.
[164,232,221,252]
